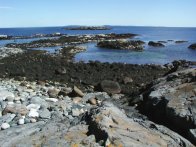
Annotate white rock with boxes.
[0,90,14,101]
[30,118,37,123]
[7,101,14,105]
[28,109,39,118]
[1,123,10,130]
[27,104,41,111]
[45,98,58,102]
[72,109,81,117]
[18,118,25,125]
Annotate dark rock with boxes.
[188,43,196,50]
[175,40,188,43]
[148,41,165,47]
[100,80,121,94]
[97,40,144,51]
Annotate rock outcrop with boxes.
[141,68,196,144]
[97,40,145,51]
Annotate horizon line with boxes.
[0,25,196,29]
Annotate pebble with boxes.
[18,118,25,125]
[72,108,81,117]
[1,123,10,130]
[0,90,15,101]
[73,97,82,104]
[45,98,58,102]
[88,98,97,105]
[28,109,39,118]
[30,118,37,123]
[74,86,85,97]
[27,104,40,111]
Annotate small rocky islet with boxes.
[0,32,196,146]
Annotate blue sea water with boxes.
[0,26,196,64]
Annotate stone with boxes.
[123,77,133,84]
[45,98,58,102]
[30,96,48,108]
[6,96,14,102]
[47,88,60,98]
[100,80,121,94]
[73,97,82,104]
[39,108,51,119]
[30,118,37,123]
[1,123,10,130]
[3,104,28,115]
[73,86,84,97]
[72,109,81,117]
[18,118,25,125]
[26,104,40,111]
[0,90,14,101]
[28,109,39,118]
[58,87,72,96]
[88,98,97,105]
[0,114,16,124]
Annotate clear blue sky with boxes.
[0,0,196,28]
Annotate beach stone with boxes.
[88,98,97,105]
[123,77,133,84]
[0,90,15,101]
[59,87,72,96]
[188,43,196,50]
[28,109,39,118]
[30,118,37,123]
[73,86,84,97]
[18,118,25,125]
[3,104,28,115]
[73,97,82,104]
[45,98,58,102]
[0,114,16,124]
[100,80,121,94]
[26,104,40,111]
[30,96,48,108]
[1,123,10,130]
[47,88,60,98]
[6,96,14,102]
[72,109,81,117]
[39,108,51,119]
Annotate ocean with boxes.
[0,26,196,64]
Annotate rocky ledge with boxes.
[97,40,145,51]
[140,68,196,144]
[188,43,196,50]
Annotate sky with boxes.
[0,0,196,28]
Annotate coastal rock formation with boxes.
[97,40,145,51]
[189,43,196,50]
[148,41,165,47]
[141,68,196,144]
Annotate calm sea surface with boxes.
[0,26,196,64]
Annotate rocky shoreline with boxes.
[0,33,196,146]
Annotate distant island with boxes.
[64,26,111,30]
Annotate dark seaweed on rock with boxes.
[97,40,145,51]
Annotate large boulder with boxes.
[141,68,196,144]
